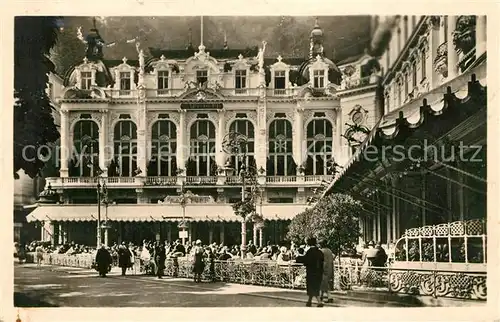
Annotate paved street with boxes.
[14,263,422,307]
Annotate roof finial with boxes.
[314,17,319,28]
[198,16,205,52]
[93,17,97,29]
[223,30,228,50]
[187,28,193,49]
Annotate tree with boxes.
[14,17,61,179]
[287,193,363,256]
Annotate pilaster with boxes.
[447,16,459,79]
[293,107,304,170]
[137,87,147,176]
[177,110,186,171]
[216,110,226,168]
[98,110,109,176]
[255,97,267,172]
[60,109,69,177]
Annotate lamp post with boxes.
[178,180,193,246]
[221,131,261,259]
[96,179,102,248]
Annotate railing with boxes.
[341,76,377,90]
[394,220,487,265]
[23,253,487,300]
[47,177,143,187]
[304,175,332,183]
[266,176,297,183]
[185,176,218,185]
[144,176,177,186]
[225,176,242,185]
[46,175,333,189]
[234,88,249,95]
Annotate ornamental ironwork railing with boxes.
[394,219,487,265]
[23,253,487,300]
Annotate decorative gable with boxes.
[112,57,137,95]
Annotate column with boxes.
[99,111,109,176]
[476,15,486,58]
[255,98,267,174]
[58,223,63,245]
[42,221,55,245]
[209,225,214,244]
[167,223,172,243]
[216,110,226,174]
[358,218,365,246]
[259,228,263,248]
[176,110,186,173]
[104,228,109,247]
[59,110,69,177]
[293,108,304,170]
[447,16,459,79]
[335,110,343,164]
[391,177,397,242]
[219,223,225,245]
[421,171,427,225]
[253,225,258,245]
[188,222,192,244]
[137,129,147,178]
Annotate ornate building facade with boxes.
[323,15,487,254]
[28,19,383,247]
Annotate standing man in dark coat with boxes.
[118,242,132,276]
[295,237,324,307]
[154,242,167,279]
[95,244,113,277]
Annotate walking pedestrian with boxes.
[192,240,205,283]
[295,237,324,307]
[118,242,132,276]
[95,244,112,277]
[319,240,334,303]
[154,242,167,279]
[35,243,44,267]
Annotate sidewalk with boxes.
[16,263,485,307]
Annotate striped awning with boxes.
[26,204,308,222]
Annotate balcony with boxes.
[185,176,217,185]
[234,88,248,95]
[45,176,143,189]
[45,175,331,190]
[144,176,177,186]
[266,176,297,185]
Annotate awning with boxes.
[26,204,308,223]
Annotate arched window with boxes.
[113,121,137,177]
[267,119,295,176]
[71,120,99,177]
[149,120,177,176]
[305,119,334,175]
[229,119,255,174]
[187,120,216,176]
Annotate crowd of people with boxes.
[17,238,390,307]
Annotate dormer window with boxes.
[196,70,208,85]
[81,72,92,90]
[157,70,169,95]
[274,71,286,90]
[235,70,247,94]
[119,72,131,95]
[313,70,325,88]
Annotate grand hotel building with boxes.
[27,18,385,247]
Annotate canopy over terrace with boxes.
[27,204,308,246]
[26,204,308,223]
[320,62,487,245]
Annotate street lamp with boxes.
[222,131,261,259]
[177,180,194,246]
